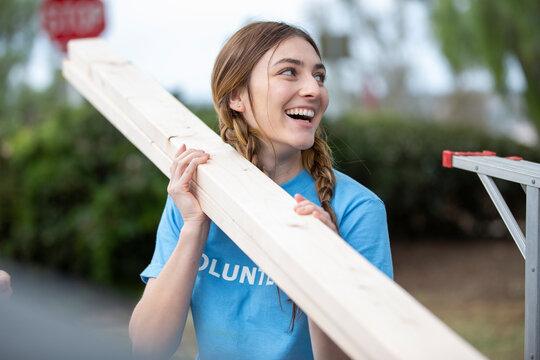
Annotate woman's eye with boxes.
[314,73,326,83]
[280,68,295,76]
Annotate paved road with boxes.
[0,259,198,359]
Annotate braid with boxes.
[278,128,338,332]
[218,102,266,173]
[302,127,338,228]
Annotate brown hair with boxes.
[211,21,337,330]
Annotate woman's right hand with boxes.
[167,144,210,225]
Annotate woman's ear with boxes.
[229,88,246,113]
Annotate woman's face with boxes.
[234,36,329,156]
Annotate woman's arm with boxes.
[129,222,209,360]
[129,145,210,360]
[293,194,350,360]
[308,319,349,360]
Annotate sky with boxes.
[28,0,507,106]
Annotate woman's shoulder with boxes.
[332,169,383,206]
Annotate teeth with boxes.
[286,108,315,118]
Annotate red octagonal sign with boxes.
[41,0,106,53]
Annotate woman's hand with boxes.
[0,270,12,298]
[167,144,210,225]
[293,194,338,234]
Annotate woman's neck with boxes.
[259,146,304,185]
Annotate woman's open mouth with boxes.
[285,108,315,123]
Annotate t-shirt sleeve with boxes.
[140,195,184,283]
[339,198,394,279]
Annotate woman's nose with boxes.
[298,75,321,98]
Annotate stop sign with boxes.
[40,0,106,52]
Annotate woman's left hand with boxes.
[293,194,338,234]
[0,270,12,298]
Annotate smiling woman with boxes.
[129,21,393,360]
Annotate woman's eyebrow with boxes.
[314,63,326,72]
[273,58,302,67]
[272,58,326,71]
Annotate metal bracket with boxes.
[478,174,526,257]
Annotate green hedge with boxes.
[326,113,540,239]
[1,103,538,286]
[1,102,167,285]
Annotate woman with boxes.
[129,21,393,360]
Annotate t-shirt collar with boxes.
[281,167,311,194]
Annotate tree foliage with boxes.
[0,0,38,117]
[428,0,540,134]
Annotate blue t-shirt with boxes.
[141,168,393,360]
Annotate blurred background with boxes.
[1,0,539,359]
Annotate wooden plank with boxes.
[62,38,487,360]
